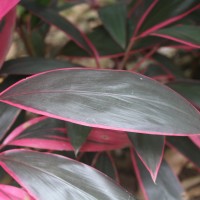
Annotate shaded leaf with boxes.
[0,184,33,200]
[131,149,184,200]
[67,122,91,155]
[1,57,82,75]
[128,133,165,182]
[99,3,127,49]
[0,103,20,141]
[152,25,200,48]
[167,136,200,167]
[0,150,135,200]
[0,69,200,135]
[167,80,200,107]
[189,135,200,148]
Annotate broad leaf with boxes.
[131,150,184,200]
[0,69,200,135]
[0,150,135,200]
[167,80,200,107]
[67,122,91,155]
[99,3,127,49]
[0,9,16,68]
[128,133,164,182]
[0,184,33,200]
[0,0,19,20]
[20,0,97,57]
[167,136,200,167]
[3,116,129,152]
[152,25,200,48]
[0,103,20,141]
[1,57,82,75]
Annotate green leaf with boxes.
[152,25,200,48]
[1,69,200,136]
[99,3,127,49]
[67,122,91,155]
[0,150,135,200]
[128,133,164,182]
[167,80,200,107]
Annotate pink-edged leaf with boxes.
[20,0,99,61]
[128,133,165,182]
[3,116,129,152]
[189,135,200,148]
[151,25,200,48]
[0,69,200,136]
[131,149,184,200]
[167,136,200,168]
[0,150,135,200]
[0,0,19,20]
[0,184,33,200]
[0,8,16,68]
[0,102,20,141]
[67,122,91,155]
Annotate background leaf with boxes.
[0,150,136,200]
[0,69,200,135]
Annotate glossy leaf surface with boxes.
[167,137,200,167]
[0,150,135,200]
[0,69,200,135]
[67,122,91,155]
[0,102,20,141]
[152,25,200,48]
[167,80,200,107]
[128,133,164,182]
[99,3,127,49]
[1,57,82,75]
[131,150,184,200]
[0,184,33,200]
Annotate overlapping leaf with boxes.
[0,150,136,200]
[131,150,184,200]
[0,69,200,135]
[128,133,165,182]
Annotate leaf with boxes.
[20,0,98,57]
[99,3,127,49]
[189,135,200,148]
[0,184,33,200]
[131,149,184,200]
[1,57,82,75]
[0,8,16,68]
[167,80,200,107]
[67,122,91,155]
[167,136,200,167]
[0,150,135,200]
[0,103,20,141]
[128,133,165,182]
[0,0,19,20]
[0,69,200,136]
[3,116,129,152]
[152,25,200,48]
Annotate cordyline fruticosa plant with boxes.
[0,0,200,199]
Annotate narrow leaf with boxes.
[0,184,33,200]
[128,133,165,182]
[0,150,136,200]
[99,3,127,49]
[131,149,184,200]
[1,57,82,75]
[167,136,200,167]
[167,80,200,107]
[152,25,200,48]
[67,122,91,155]
[0,69,200,136]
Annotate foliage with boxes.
[0,0,200,199]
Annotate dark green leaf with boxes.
[0,150,135,200]
[99,3,127,49]
[128,133,164,181]
[67,122,91,155]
